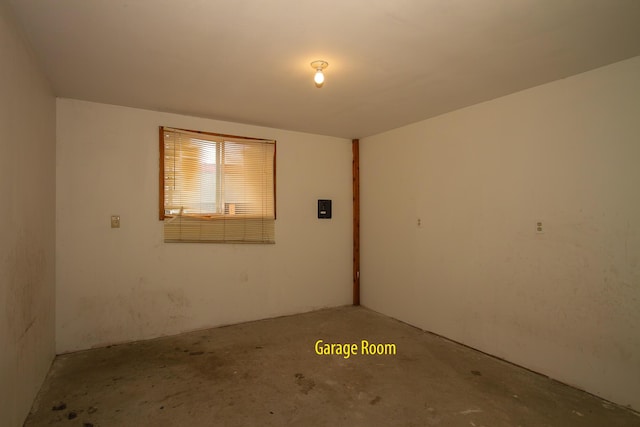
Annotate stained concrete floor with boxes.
[26,306,640,427]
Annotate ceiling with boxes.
[8,0,640,139]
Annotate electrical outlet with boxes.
[536,221,543,234]
[111,215,121,228]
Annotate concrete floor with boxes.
[26,306,639,427]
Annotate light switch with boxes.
[111,215,121,228]
[318,200,332,219]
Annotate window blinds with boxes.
[160,127,275,243]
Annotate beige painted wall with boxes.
[0,2,56,426]
[56,99,352,353]
[361,56,640,410]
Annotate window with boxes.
[160,126,276,243]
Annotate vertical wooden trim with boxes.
[273,141,277,220]
[353,139,360,306]
[159,127,165,220]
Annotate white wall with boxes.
[361,56,640,410]
[56,99,352,353]
[0,2,56,426]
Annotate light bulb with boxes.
[314,69,325,87]
[310,60,328,88]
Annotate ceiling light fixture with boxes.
[311,60,328,88]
